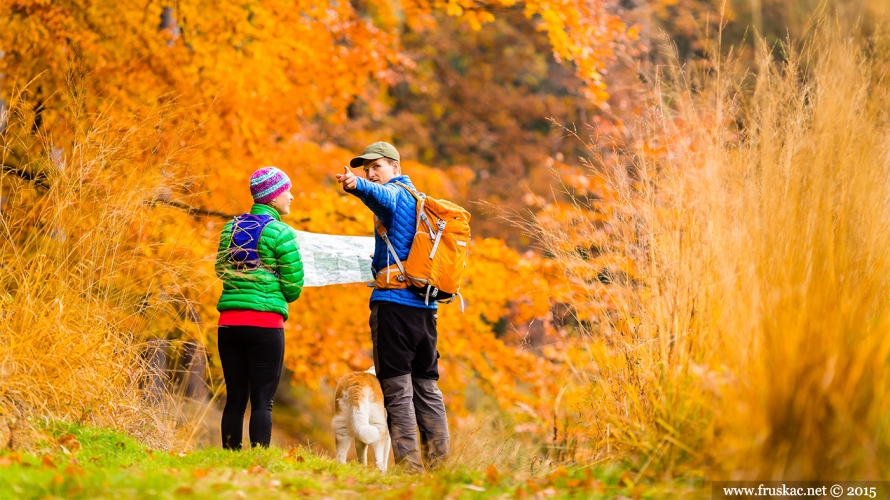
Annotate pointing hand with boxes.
[336,165,357,191]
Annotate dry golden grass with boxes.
[0,89,217,451]
[535,20,890,480]
[440,414,548,475]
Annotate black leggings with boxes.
[217,326,284,449]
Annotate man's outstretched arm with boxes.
[335,166,400,224]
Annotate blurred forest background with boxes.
[2,0,890,483]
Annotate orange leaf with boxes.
[59,434,80,451]
[65,463,86,477]
[547,466,568,481]
[485,464,500,483]
[41,456,57,469]
[193,468,209,478]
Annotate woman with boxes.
[215,166,304,449]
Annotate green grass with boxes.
[0,423,695,499]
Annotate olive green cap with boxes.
[349,141,400,168]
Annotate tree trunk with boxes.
[146,339,169,404]
[180,341,209,401]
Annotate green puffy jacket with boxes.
[215,204,304,320]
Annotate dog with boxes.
[332,367,391,471]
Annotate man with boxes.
[335,141,449,473]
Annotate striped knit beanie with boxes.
[250,167,292,205]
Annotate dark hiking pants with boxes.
[218,325,284,449]
[370,302,450,472]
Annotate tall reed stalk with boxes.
[0,89,214,450]
[538,22,890,480]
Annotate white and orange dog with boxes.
[332,367,391,471]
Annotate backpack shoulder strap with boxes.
[393,182,438,236]
[393,181,425,201]
[374,216,406,276]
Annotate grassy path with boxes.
[0,424,687,499]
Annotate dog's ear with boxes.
[365,366,376,375]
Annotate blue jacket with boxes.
[348,175,436,309]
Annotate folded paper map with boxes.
[293,231,375,287]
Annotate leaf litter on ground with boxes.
[0,422,698,498]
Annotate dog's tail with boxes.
[350,386,382,444]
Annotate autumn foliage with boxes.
[5,0,887,486]
[0,0,636,452]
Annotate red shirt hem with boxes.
[218,310,284,328]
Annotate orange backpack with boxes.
[374,182,471,310]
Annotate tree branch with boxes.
[152,200,313,224]
[1,164,234,219]
[1,164,319,224]
[151,199,236,219]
